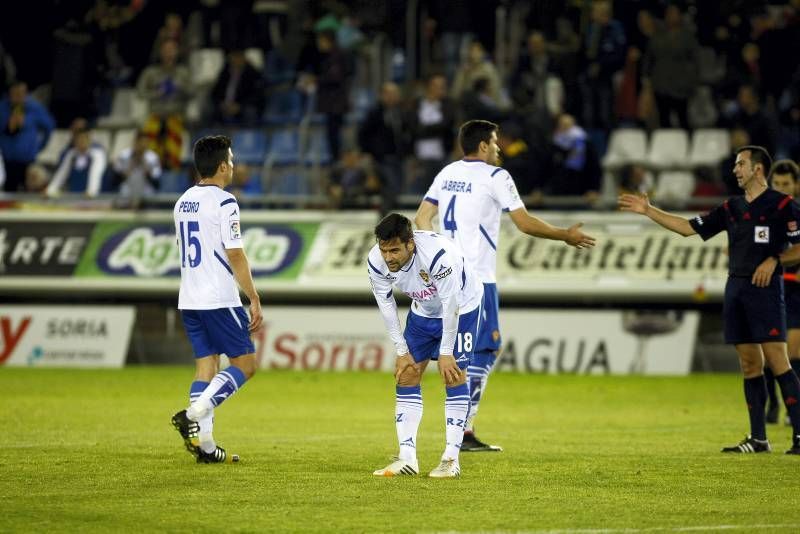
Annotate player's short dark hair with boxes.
[736,145,772,177]
[771,159,800,182]
[374,213,413,243]
[459,119,498,155]
[194,135,232,178]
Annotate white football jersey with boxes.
[174,185,244,310]
[424,159,525,283]
[368,231,483,356]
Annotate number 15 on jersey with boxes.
[179,221,202,268]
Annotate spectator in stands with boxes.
[617,163,654,196]
[511,31,564,122]
[0,40,16,94]
[550,113,600,199]
[357,81,407,214]
[406,73,457,194]
[779,64,800,161]
[460,77,504,124]
[727,84,779,157]
[59,117,103,164]
[451,41,505,108]
[720,128,751,194]
[112,130,161,208]
[578,0,626,130]
[328,148,379,209]
[0,81,55,192]
[50,16,98,126]
[642,5,700,129]
[496,121,545,198]
[150,12,191,63]
[300,30,350,162]
[24,163,49,193]
[137,39,192,170]
[210,49,264,125]
[549,17,582,116]
[45,127,107,197]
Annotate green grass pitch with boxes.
[2,368,799,533]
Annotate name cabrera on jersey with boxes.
[424,159,525,283]
[367,231,483,317]
[174,185,244,310]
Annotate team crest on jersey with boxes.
[492,330,500,342]
[754,226,769,243]
[230,220,241,239]
[419,270,431,286]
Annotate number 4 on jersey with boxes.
[443,197,457,237]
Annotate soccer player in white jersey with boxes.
[368,213,484,478]
[415,120,596,451]
[170,135,263,463]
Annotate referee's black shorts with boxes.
[724,274,786,344]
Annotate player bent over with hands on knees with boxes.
[368,213,484,478]
[620,145,800,455]
[170,135,263,463]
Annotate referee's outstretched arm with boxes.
[618,193,696,236]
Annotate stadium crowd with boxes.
[0,0,799,210]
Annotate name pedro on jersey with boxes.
[178,201,200,213]
[442,180,472,193]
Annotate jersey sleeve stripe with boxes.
[220,198,237,207]
[429,248,446,272]
[368,258,384,276]
[779,196,792,210]
[490,167,503,177]
[502,207,510,212]
[424,196,439,206]
[214,250,234,275]
[461,268,467,289]
[479,224,497,250]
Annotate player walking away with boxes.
[620,146,800,455]
[368,214,483,478]
[415,120,596,451]
[765,159,800,426]
[170,135,263,463]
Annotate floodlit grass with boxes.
[1,368,799,533]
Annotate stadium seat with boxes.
[646,129,689,170]
[688,129,730,168]
[232,129,268,165]
[97,88,149,128]
[305,128,331,166]
[269,129,299,166]
[36,129,71,166]
[264,88,304,125]
[110,129,136,161]
[601,129,647,170]
[92,130,112,154]
[654,171,695,208]
[269,172,309,195]
[189,48,225,87]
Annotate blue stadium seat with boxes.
[232,130,269,165]
[305,128,332,166]
[269,172,310,195]
[264,88,303,125]
[159,171,192,193]
[269,129,299,166]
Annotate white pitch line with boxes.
[422,524,800,534]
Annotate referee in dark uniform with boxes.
[620,146,800,454]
